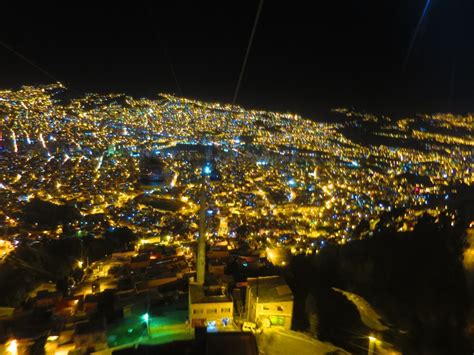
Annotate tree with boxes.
[305,292,318,337]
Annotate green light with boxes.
[142,313,149,322]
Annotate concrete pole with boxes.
[196,177,207,285]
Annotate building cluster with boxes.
[0,84,471,352]
[1,85,471,256]
[0,225,293,353]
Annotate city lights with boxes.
[0,83,471,354]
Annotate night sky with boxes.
[1,1,473,117]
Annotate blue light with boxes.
[203,164,212,175]
[207,321,217,332]
[243,262,248,267]
[351,160,359,167]
[288,178,297,187]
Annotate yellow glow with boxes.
[369,336,377,342]
[6,339,18,355]
[77,260,84,268]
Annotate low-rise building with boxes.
[32,290,63,309]
[245,276,293,330]
[189,283,233,329]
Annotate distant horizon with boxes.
[2,81,473,120]
[2,2,474,120]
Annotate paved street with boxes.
[256,328,349,355]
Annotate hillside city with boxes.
[0,84,473,354]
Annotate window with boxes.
[277,306,284,311]
[207,308,217,314]
[263,306,269,310]
[270,316,286,326]
[221,307,231,313]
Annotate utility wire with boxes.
[0,40,61,84]
[145,6,183,97]
[402,0,432,72]
[232,0,264,105]
[159,37,183,97]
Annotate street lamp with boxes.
[142,313,150,338]
[368,335,379,355]
[6,339,18,355]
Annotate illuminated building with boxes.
[189,284,234,329]
[246,276,293,330]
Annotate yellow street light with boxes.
[6,339,18,355]
[368,335,380,355]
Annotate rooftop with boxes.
[189,283,232,304]
[247,276,293,303]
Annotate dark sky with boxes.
[1,1,474,117]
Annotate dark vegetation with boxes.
[22,198,81,227]
[288,211,471,354]
[0,227,136,306]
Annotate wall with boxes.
[189,301,233,327]
[246,287,293,329]
[255,301,293,329]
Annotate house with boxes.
[53,296,82,317]
[207,246,230,260]
[189,283,233,329]
[83,294,99,314]
[32,290,63,309]
[245,276,293,330]
[208,261,226,276]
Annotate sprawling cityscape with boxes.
[0,84,473,354]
